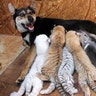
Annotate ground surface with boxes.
[0,35,96,96]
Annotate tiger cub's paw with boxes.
[10,92,20,96]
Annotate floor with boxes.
[0,35,96,96]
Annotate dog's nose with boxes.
[28,16,34,23]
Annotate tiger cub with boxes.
[66,31,96,96]
[37,25,65,95]
[10,34,50,96]
[58,46,78,96]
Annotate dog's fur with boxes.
[66,31,96,96]
[8,0,96,83]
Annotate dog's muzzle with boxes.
[21,16,35,31]
[28,16,34,23]
[22,23,34,31]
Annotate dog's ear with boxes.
[30,0,36,11]
[8,3,15,15]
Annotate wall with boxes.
[0,0,96,35]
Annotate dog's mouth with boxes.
[22,23,34,31]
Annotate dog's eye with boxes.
[20,13,25,17]
[28,11,32,14]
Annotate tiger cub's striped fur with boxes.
[58,46,78,96]
[66,31,96,96]
[37,25,65,95]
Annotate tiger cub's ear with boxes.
[47,38,51,43]
[75,32,81,37]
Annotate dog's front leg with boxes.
[16,45,36,84]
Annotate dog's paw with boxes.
[10,92,20,96]
[15,78,24,84]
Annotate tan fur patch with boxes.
[66,31,96,96]
[38,25,65,81]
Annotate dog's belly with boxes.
[34,17,96,36]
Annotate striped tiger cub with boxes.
[37,25,65,95]
[66,31,96,96]
[58,46,78,96]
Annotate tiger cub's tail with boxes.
[56,82,66,96]
[58,75,78,96]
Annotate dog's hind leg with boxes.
[16,45,36,84]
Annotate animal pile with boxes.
[8,1,96,96]
[10,25,96,96]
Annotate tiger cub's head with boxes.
[34,34,49,55]
[50,25,66,47]
[66,31,81,53]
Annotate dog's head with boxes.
[8,0,36,33]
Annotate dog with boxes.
[8,0,96,83]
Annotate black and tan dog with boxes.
[8,0,96,83]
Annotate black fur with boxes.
[20,17,96,46]
[86,44,96,67]
[13,6,35,21]
[85,36,96,67]
[13,14,96,66]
